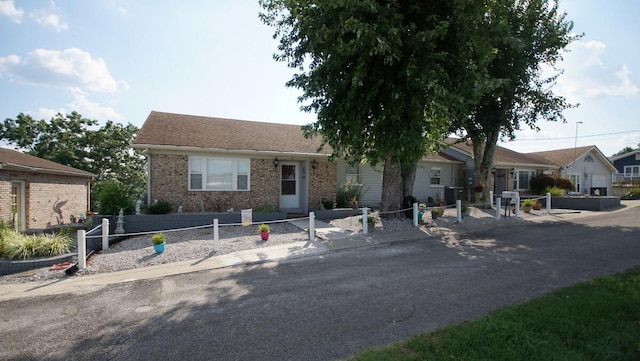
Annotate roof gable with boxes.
[443,138,553,167]
[529,145,617,172]
[609,149,640,162]
[133,111,331,155]
[0,148,95,178]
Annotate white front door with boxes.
[11,181,26,231]
[568,173,582,193]
[279,162,300,209]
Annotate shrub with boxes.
[254,204,276,213]
[150,233,166,245]
[145,200,172,214]
[0,229,73,260]
[96,180,135,215]
[336,182,363,208]
[546,186,567,196]
[530,175,574,195]
[521,199,535,207]
[322,198,335,210]
[623,187,640,200]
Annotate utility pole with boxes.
[574,121,583,157]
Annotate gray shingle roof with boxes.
[133,111,331,155]
[0,148,95,177]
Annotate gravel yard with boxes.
[0,207,541,284]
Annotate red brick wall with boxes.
[149,154,280,212]
[309,160,337,209]
[149,153,337,213]
[0,171,90,230]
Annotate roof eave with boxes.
[0,163,95,178]
[134,143,333,157]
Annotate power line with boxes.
[510,129,640,141]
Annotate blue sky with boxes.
[1,0,638,157]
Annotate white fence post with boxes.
[101,218,109,250]
[413,202,419,227]
[496,197,501,220]
[362,207,369,235]
[456,200,462,223]
[515,193,520,218]
[213,219,219,251]
[490,191,494,209]
[309,212,315,241]
[77,229,86,270]
[546,192,552,214]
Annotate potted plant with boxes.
[258,224,270,241]
[431,208,440,220]
[460,204,469,218]
[151,233,166,254]
[521,199,535,213]
[358,215,376,230]
[474,184,484,193]
[532,199,542,210]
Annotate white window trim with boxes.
[189,156,250,191]
[429,167,442,186]
[567,172,582,192]
[345,164,361,184]
[624,165,640,176]
[514,169,535,191]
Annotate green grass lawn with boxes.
[350,266,640,361]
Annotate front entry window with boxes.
[281,164,296,195]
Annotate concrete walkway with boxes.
[0,201,636,301]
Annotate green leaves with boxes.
[0,112,147,209]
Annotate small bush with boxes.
[546,186,567,196]
[258,224,270,233]
[530,175,574,195]
[623,187,640,200]
[336,182,363,208]
[96,180,135,215]
[322,198,335,210]
[254,204,277,213]
[146,200,172,214]
[0,229,73,260]
[151,233,166,245]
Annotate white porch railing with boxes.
[612,173,640,183]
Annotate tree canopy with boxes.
[260,0,578,209]
[612,146,636,157]
[448,0,579,202]
[0,112,146,210]
[260,0,462,211]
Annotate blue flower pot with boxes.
[153,242,165,253]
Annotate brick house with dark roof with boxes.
[134,111,617,212]
[133,111,469,212]
[0,148,95,231]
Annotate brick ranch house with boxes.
[133,111,336,214]
[0,148,94,231]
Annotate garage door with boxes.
[592,174,607,187]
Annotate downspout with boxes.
[146,149,152,205]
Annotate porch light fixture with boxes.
[491,168,496,175]
[311,159,317,170]
[273,157,279,168]
[510,169,515,176]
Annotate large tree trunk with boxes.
[380,154,403,218]
[471,130,499,206]
[401,161,417,199]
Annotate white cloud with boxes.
[0,54,20,73]
[68,88,122,120]
[0,0,24,23]
[552,40,639,102]
[1,47,128,92]
[30,11,68,32]
[32,106,66,120]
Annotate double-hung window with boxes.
[624,165,640,178]
[514,169,535,190]
[430,167,442,185]
[189,156,250,191]
[345,164,360,184]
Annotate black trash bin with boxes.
[403,196,416,218]
[444,187,464,205]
